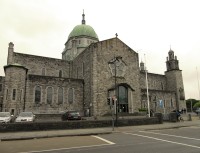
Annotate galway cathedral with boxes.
[0,12,186,117]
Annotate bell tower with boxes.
[166,48,179,71]
[165,48,186,110]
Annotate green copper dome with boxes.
[67,12,98,40]
[68,24,98,40]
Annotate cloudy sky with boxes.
[0,0,200,100]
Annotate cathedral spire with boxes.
[82,10,86,24]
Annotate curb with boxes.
[0,131,112,141]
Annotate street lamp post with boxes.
[108,56,121,126]
[114,56,118,126]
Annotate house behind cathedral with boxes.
[0,13,186,116]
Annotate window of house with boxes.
[35,86,41,104]
[47,87,53,104]
[12,89,16,100]
[59,70,63,77]
[58,87,63,104]
[42,68,46,76]
[68,88,74,104]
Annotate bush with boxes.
[138,108,147,112]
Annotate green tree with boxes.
[186,99,199,111]
[193,101,200,108]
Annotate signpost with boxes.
[107,96,117,131]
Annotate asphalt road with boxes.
[1,125,200,153]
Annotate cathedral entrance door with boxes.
[118,86,128,113]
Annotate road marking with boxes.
[19,144,112,153]
[92,135,115,145]
[123,132,200,149]
[139,131,200,141]
[19,136,115,153]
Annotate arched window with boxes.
[161,82,164,90]
[58,87,63,104]
[59,70,63,77]
[170,98,173,108]
[118,86,128,113]
[141,94,147,108]
[68,88,74,104]
[35,86,41,104]
[47,87,53,104]
[12,89,16,100]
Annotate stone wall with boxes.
[62,37,98,61]
[3,65,27,115]
[72,44,94,115]
[14,53,70,78]
[0,76,5,111]
[140,72,167,90]
[24,75,84,114]
[91,38,141,115]
[139,69,177,113]
[72,38,141,116]
[0,117,160,132]
[165,70,186,110]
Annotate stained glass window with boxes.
[47,87,53,104]
[35,86,41,104]
[58,87,63,104]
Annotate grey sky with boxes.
[0,0,200,100]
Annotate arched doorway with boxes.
[118,86,128,113]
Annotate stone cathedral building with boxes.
[0,13,186,116]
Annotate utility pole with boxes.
[196,67,200,100]
[144,54,150,117]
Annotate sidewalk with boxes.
[0,115,199,141]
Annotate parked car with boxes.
[0,112,13,123]
[195,108,200,114]
[15,112,35,122]
[61,111,82,121]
